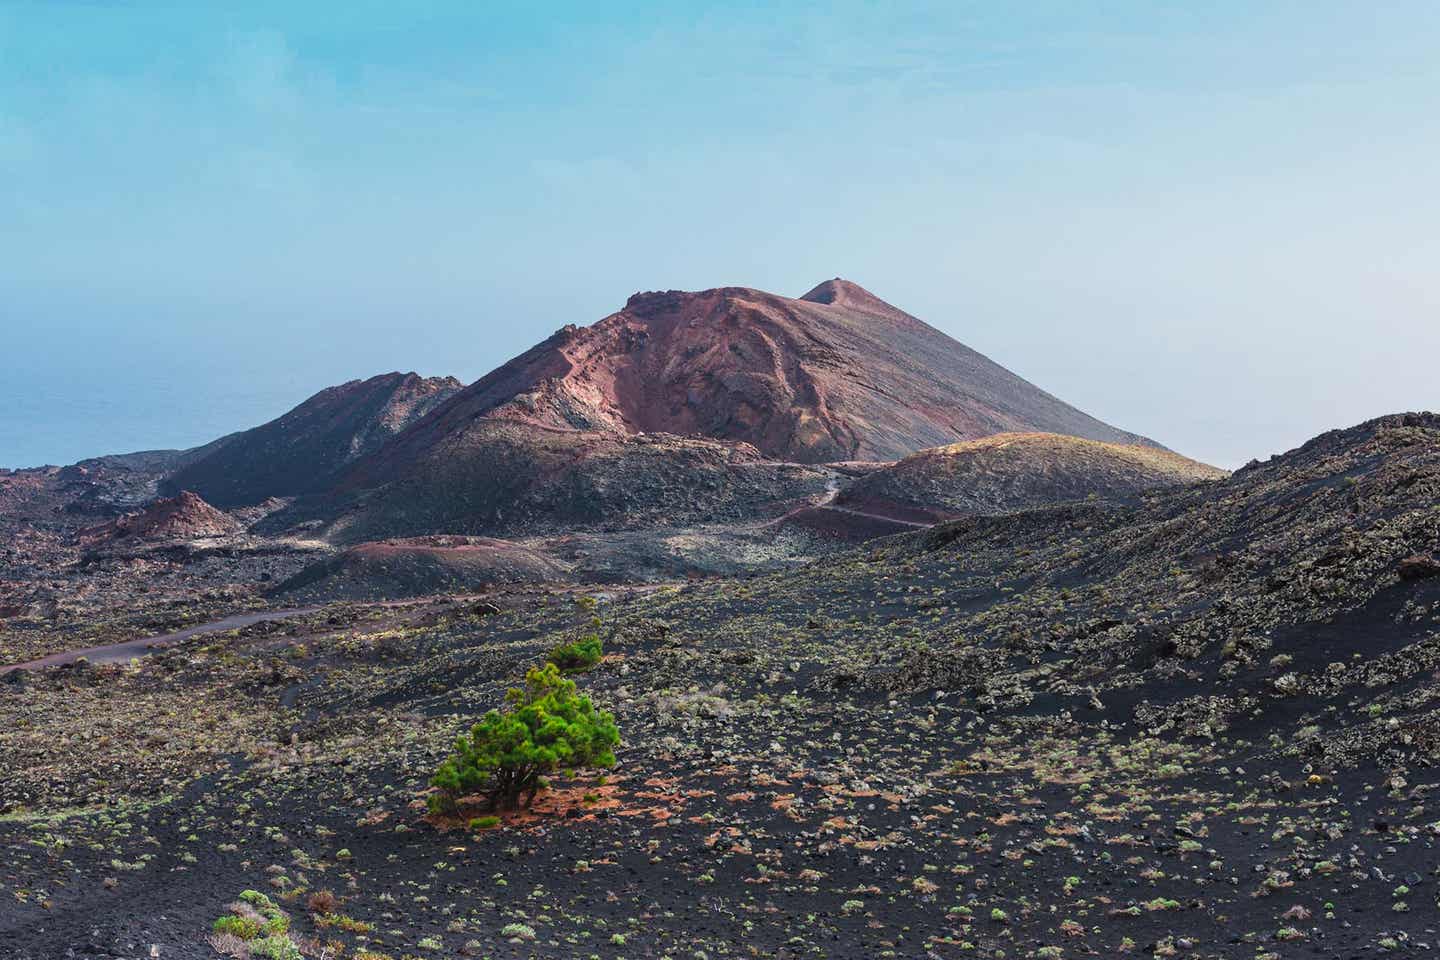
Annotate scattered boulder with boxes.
[1398,554,1440,581]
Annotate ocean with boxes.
[0,365,315,470]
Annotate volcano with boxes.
[349,280,1155,482]
[281,280,1172,541]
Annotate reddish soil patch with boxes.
[81,490,240,544]
[423,778,632,832]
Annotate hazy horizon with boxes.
[4,2,1438,470]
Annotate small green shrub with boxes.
[239,890,279,911]
[249,935,302,960]
[501,922,537,940]
[469,815,501,830]
[228,889,291,935]
[212,915,262,939]
[546,634,603,672]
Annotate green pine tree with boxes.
[431,662,619,812]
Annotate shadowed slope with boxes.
[289,422,836,545]
[165,372,462,508]
[275,536,568,600]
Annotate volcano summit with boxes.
[353,278,1155,476]
[296,279,1167,541]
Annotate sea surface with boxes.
[0,365,316,470]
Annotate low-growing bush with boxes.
[239,890,280,912]
[501,922,537,941]
[546,633,603,672]
[306,889,338,916]
[210,889,299,957]
[212,915,262,940]
[314,913,373,933]
[249,934,302,960]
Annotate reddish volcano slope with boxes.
[81,490,240,544]
[165,372,462,508]
[346,280,1156,489]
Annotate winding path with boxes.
[796,475,932,530]
[1,607,321,674]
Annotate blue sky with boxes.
[2,1,1438,468]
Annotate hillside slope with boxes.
[833,431,1226,523]
[80,490,240,545]
[4,413,1439,959]
[283,421,837,544]
[164,372,462,507]
[848,411,1440,713]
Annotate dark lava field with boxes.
[1,413,1439,959]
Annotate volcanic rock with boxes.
[275,535,569,600]
[1398,554,1440,581]
[83,491,241,544]
[282,423,836,544]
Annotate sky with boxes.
[2,1,1438,469]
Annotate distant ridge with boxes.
[164,372,462,508]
